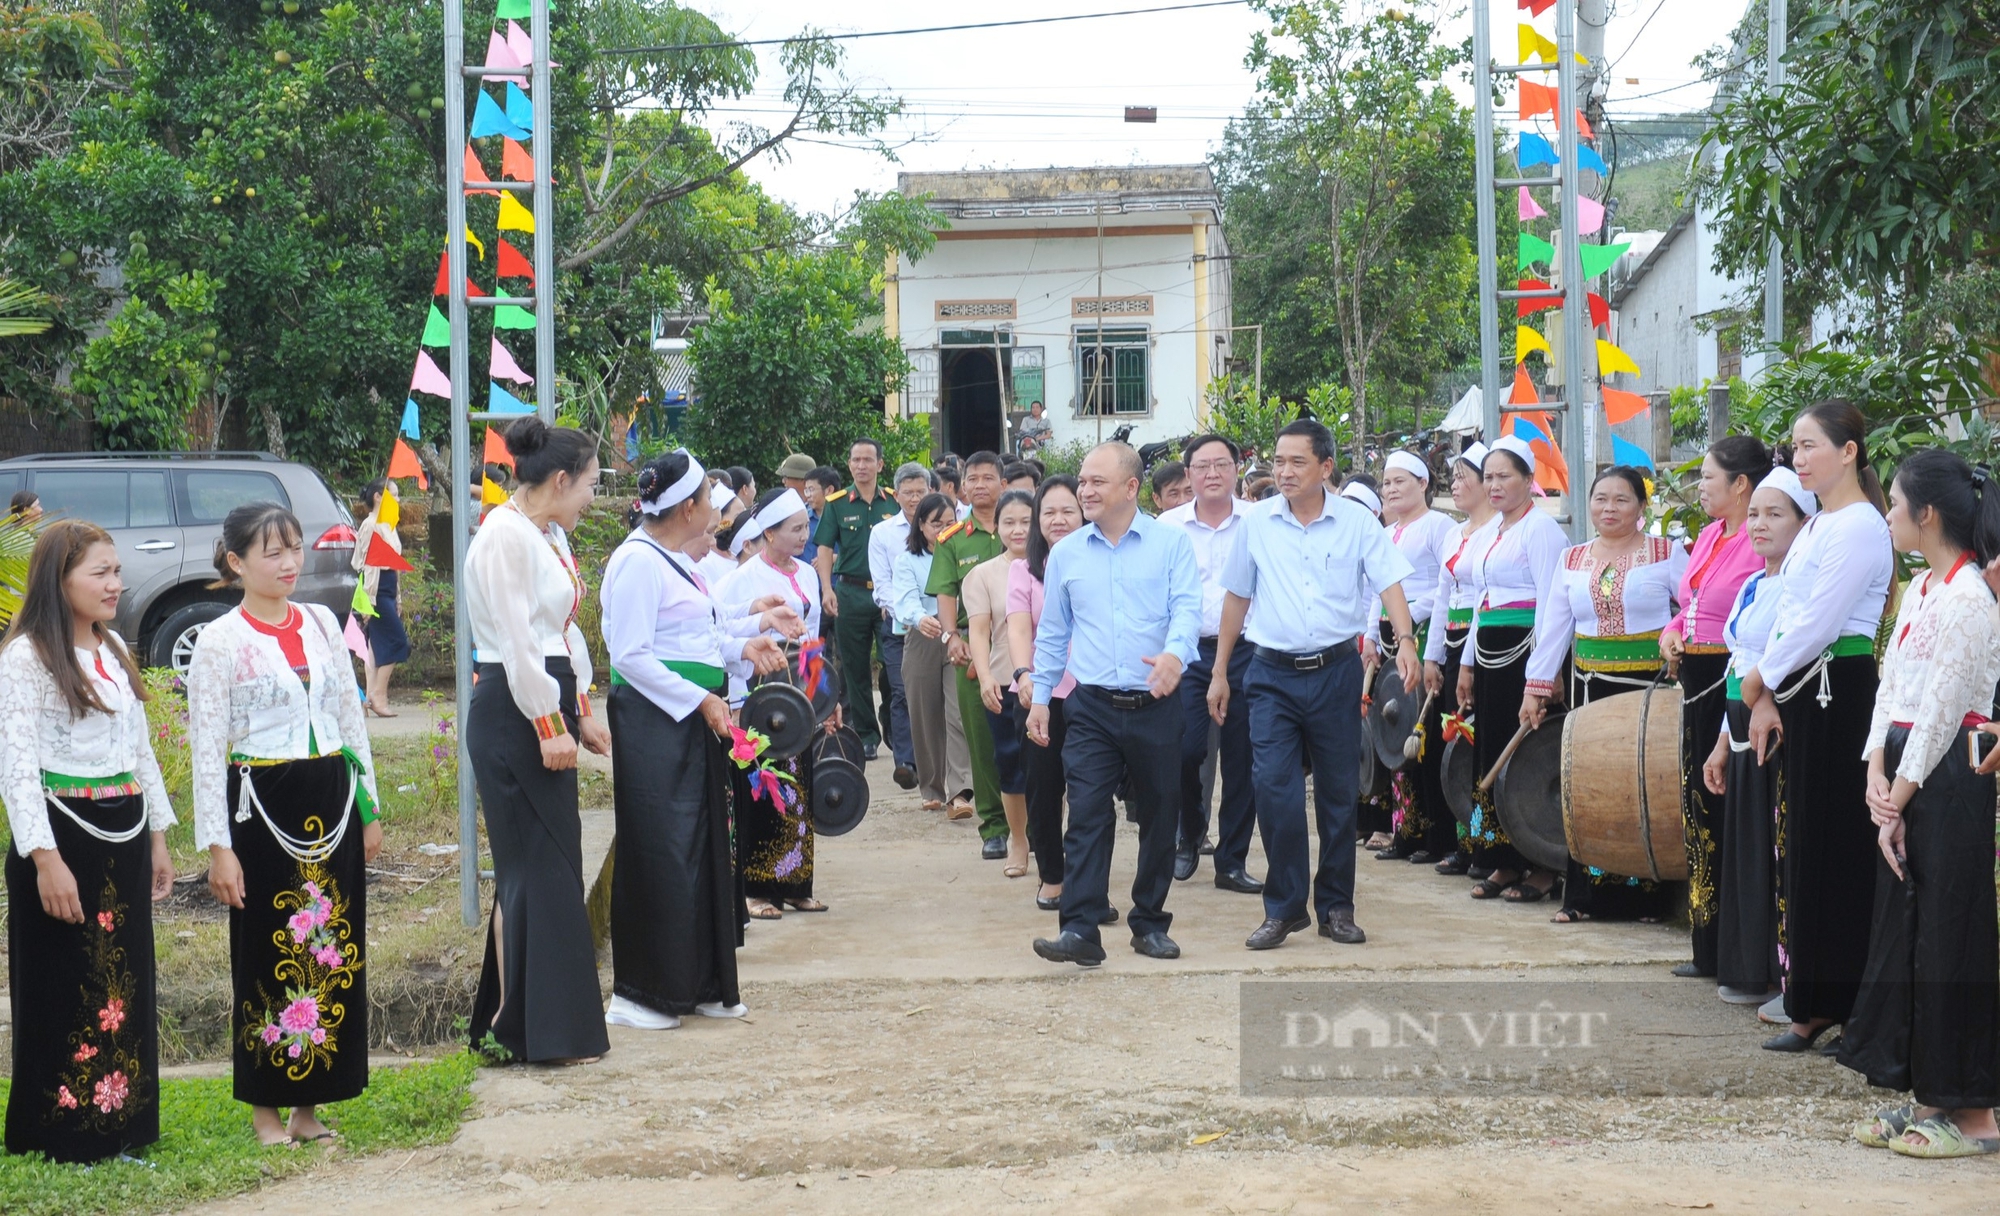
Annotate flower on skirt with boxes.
[92,1070,128,1113]
[313,943,343,968]
[97,998,125,1034]
[96,910,115,933]
[262,1023,283,1045]
[279,996,321,1036]
[289,910,318,942]
[73,1043,97,1062]
[56,1086,78,1110]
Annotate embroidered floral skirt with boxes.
[226,754,367,1108]
[1678,649,1731,971]
[737,744,814,903]
[5,794,159,1163]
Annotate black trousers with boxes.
[1057,687,1180,944]
[1180,637,1257,875]
[1022,694,1069,886]
[1248,644,1363,923]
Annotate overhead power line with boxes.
[599,0,1251,55]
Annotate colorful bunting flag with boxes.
[484,29,525,88]
[1574,109,1595,140]
[497,0,532,19]
[1514,326,1550,364]
[1588,291,1610,329]
[484,425,515,469]
[1509,365,1539,405]
[464,145,500,197]
[490,336,532,383]
[497,192,535,234]
[1512,417,1551,446]
[376,485,400,530]
[350,580,378,619]
[1611,433,1655,470]
[464,227,486,261]
[489,381,533,414]
[1515,132,1556,168]
[1518,186,1547,221]
[364,532,415,572]
[1519,80,1556,121]
[399,397,421,438]
[483,475,510,506]
[343,609,372,659]
[410,350,452,398]
[495,237,534,283]
[503,82,534,134]
[1515,277,1560,318]
[1575,194,1605,234]
[1508,409,1570,493]
[386,437,429,489]
[1518,0,1555,15]
[1518,24,1558,64]
[1579,240,1632,280]
[432,250,487,298]
[507,20,533,71]
[1577,145,1608,175]
[1596,338,1640,377]
[492,304,535,329]
[421,304,451,347]
[502,136,534,182]
[1602,386,1650,424]
[1517,231,1555,270]
[471,91,527,140]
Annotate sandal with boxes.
[1854,1103,1917,1149]
[782,898,827,913]
[1892,1115,2000,1158]
[922,800,944,812]
[1503,882,1550,905]
[1549,908,1591,923]
[1469,877,1514,899]
[746,899,783,920]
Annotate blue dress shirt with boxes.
[1222,490,1415,653]
[1031,510,1202,704]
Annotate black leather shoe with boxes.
[892,765,917,790]
[1035,894,1060,911]
[981,837,1007,860]
[1406,849,1436,865]
[1173,846,1199,881]
[1670,962,1711,979]
[1245,915,1311,950]
[1033,931,1105,967]
[1133,931,1180,959]
[1198,838,1216,856]
[863,742,879,761]
[1374,840,1418,861]
[1761,1023,1835,1053]
[1214,869,1264,895]
[1319,911,1366,945]
[1098,905,1120,925]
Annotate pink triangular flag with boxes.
[484,30,525,87]
[1518,186,1546,221]
[490,336,532,384]
[1575,194,1605,234]
[411,349,452,397]
[344,610,371,660]
[507,21,533,81]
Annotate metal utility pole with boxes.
[1763,0,1786,351]
[1555,0,1591,506]
[1472,0,1502,441]
[444,0,559,926]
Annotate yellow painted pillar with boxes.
[882,249,901,419]
[1192,221,1211,425]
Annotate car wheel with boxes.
[150,601,232,673]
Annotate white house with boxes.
[886,166,1234,457]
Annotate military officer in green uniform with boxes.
[813,438,902,758]
[926,450,1010,859]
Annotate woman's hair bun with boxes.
[504,416,551,460]
[1769,443,1794,471]
[636,465,661,497]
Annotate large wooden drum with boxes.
[1560,683,1688,882]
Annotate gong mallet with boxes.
[1476,719,1538,795]
[1403,690,1439,763]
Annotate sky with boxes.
[682,0,1758,219]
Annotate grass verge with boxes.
[0,1051,476,1216]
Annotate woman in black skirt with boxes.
[464,418,612,1064]
[190,504,382,1145]
[2,521,178,1163]
[1839,450,2000,1156]
[1738,400,1893,1053]
[1421,443,1493,877]
[599,450,790,1030]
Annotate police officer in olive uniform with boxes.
[813,437,902,759]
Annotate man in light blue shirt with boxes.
[1209,419,1421,951]
[1026,443,1202,966]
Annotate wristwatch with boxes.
[1012,666,1033,683]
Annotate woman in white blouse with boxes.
[1373,450,1461,864]
[1838,449,2000,1156]
[189,504,381,1144]
[463,418,612,1066]
[717,488,833,919]
[1422,443,1494,876]
[1736,400,1893,1054]
[599,451,792,1032]
[1520,466,1689,923]
[2,521,176,1163]
[1455,435,1567,903]
[1699,466,1814,1006]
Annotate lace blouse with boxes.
[1864,558,2000,786]
[1524,536,1688,694]
[187,605,378,852]
[1464,506,1567,669]
[0,635,177,857]
[464,501,594,736]
[1423,515,1497,664]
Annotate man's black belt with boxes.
[1086,686,1158,710]
[838,574,873,589]
[1257,639,1355,672]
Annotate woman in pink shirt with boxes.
[1007,476,1082,911]
[1658,434,1771,980]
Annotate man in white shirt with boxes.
[1159,434,1262,895]
[869,462,935,790]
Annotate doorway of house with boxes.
[940,347,1004,457]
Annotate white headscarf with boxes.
[1489,434,1536,475]
[709,481,738,512]
[1384,450,1429,483]
[638,451,705,515]
[1756,466,1818,518]
[1340,481,1382,516]
[1457,441,1489,472]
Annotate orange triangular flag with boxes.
[1574,109,1595,140]
[1602,386,1650,425]
[483,425,515,469]
[364,531,416,572]
[386,438,430,489]
[501,136,534,183]
[1520,81,1557,121]
[1509,365,1538,405]
[496,237,534,283]
[464,145,500,197]
[432,250,488,298]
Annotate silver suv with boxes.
[0,452,359,671]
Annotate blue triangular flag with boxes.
[399,398,420,439]
[1611,433,1655,470]
[504,82,534,135]
[1512,418,1550,445]
[471,91,527,140]
[489,381,533,415]
[1577,145,1608,175]
[1516,133,1556,169]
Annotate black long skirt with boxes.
[1382,621,1452,855]
[1560,666,1677,922]
[227,755,368,1107]
[1774,652,1879,1025]
[4,795,159,1163]
[1436,624,1471,854]
[1716,698,1782,991]
[1468,623,1531,873]
[1838,724,2000,1108]
[606,685,741,1016]
[738,745,815,903]
[467,659,610,1063]
[1678,649,1731,973]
